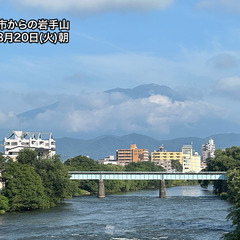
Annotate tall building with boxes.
[202,138,215,162]
[3,130,56,161]
[116,144,149,166]
[182,145,201,173]
[151,145,182,171]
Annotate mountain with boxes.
[56,132,240,160]
[16,83,184,122]
[105,83,185,101]
[17,102,58,121]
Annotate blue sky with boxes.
[1,0,240,139]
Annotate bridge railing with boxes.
[69,171,227,181]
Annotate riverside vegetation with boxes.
[199,146,240,240]
[0,149,191,213]
[1,148,239,239]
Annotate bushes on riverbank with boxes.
[200,146,240,240]
[0,151,167,212]
[0,150,80,211]
[0,151,193,213]
[65,155,166,194]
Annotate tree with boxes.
[17,148,37,166]
[222,204,240,240]
[171,160,182,172]
[227,169,240,203]
[203,147,240,240]
[2,162,48,211]
[125,161,165,172]
[201,147,240,194]
[0,154,6,171]
[0,195,9,212]
[65,155,100,171]
[34,156,72,206]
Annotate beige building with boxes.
[151,145,182,171]
[116,144,149,166]
[3,130,56,161]
[182,145,201,173]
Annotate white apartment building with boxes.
[182,145,201,173]
[3,130,56,160]
[201,138,215,162]
[98,155,117,165]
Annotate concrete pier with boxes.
[98,179,105,198]
[159,180,166,198]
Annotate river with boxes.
[0,185,233,240]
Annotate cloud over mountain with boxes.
[0,84,221,139]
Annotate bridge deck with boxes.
[69,171,227,180]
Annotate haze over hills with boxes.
[56,132,240,160]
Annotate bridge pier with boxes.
[159,180,166,198]
[98,179,105,198]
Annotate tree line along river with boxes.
[0,185,233,240]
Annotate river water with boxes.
[0,185,233,240]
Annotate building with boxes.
[202,138,215,162]
[116,144,149,166]
[98,155,117,165]
[151,145,182,171]
[0,172,4,191]
[153,159,172,171]
[182,145,201,173]
[3,130,56,160]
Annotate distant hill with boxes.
[105,83,185,101]
[17,102,59,121]
[56,133,240,160]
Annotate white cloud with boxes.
[215,76,240,100]
[197,0,240,13]
[218,76,240,89]
[11,0,174,14]
[4,92,218,137]
[0,111,18,129]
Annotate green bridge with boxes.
[69,171,227,198]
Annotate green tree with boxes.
[171,160,183,172]
[227,169,240,203]
[0,195,9,212]
[17,148,37,166]
[201,147,240,194]
[65,155,100,171]
[221,169,240,239]
[0,154,6,171]
[2,162,48,211]
[222,204,240,240]
[203,147,240,240]
[34,156,72,206]
[125,161,165,172]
